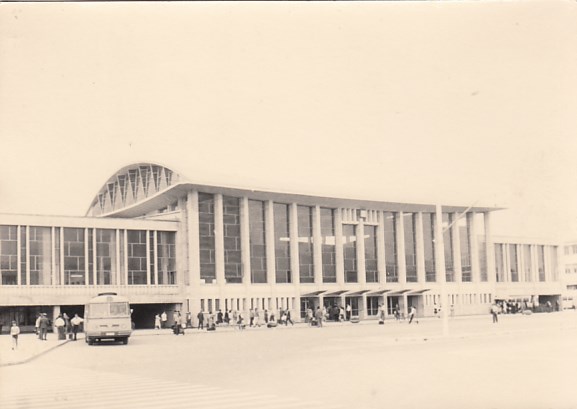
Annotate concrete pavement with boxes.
[0,333,70,367]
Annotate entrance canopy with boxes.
[367,289,391,295]
[346,290,370,296]
[386,289,411,296]
[301,290,326,297]
[407,289,430,295]
[324,290,348,296]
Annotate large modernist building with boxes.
[0,162,564,330]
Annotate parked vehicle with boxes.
[84,292,132,345]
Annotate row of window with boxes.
[0,226,176,286]
[494,243,558,283]
[197,194,484,285]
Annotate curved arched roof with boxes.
[86,162,185,217]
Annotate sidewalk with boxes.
[0,333,70,367]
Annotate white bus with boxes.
[84,292,132,345]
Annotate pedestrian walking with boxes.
[39,313,49,340]
[154,314,161,329]
[186,312,192,328]
[346,304,352,321]
[197,311,204,330]
[55,314,66,340]
[249,309,255,327]
[408,306,417,324]
[35,313,41,337]
[490,302,499,323]
[63,313,72,340]
[286,309,294,325]
[315,306,323,328]
[71,314,84,340]
[10,321,20,350]
[161,311,168,328]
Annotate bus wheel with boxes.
[87,338,94,345]
[122,338,128,345]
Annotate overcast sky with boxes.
[0,1,576,241]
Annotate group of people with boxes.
[39,312,84,341]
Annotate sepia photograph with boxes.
[0,1,576,408]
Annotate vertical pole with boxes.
[435,204,448,336]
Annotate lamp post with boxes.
[434,204,449,336]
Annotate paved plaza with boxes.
[1,312,576,409]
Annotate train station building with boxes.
[0,162,564,330]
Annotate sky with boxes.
[0,1,576,241]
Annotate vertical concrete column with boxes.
[187,191,201,288]
[335,208,345,285]
[289,203,300,284]
[25,226,30,287]
[115,229,120,285]
[377,211,386,285]
[356,218,366,285]
[92,228,97,286]
[214,193,226,285]
[16,225,21,286]
[544,246,551,283]
[360,293,368,319]
[123,229,128,285]
[146,229,151,286]
[176,197,189,289]
[51,227,57,285]
[396,212,407,285]
[240,197,251,286]
[52,306,61,332]
[153,231,159,286]
[452,213,462,282]
[468,213,480,282]
[313,205,323,284]
[265,200,276,284]
[415,212,426,283]
[60,228,65,285]
[484,212,496,284]
[529,245,536,283]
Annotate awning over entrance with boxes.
[301,290,326,297]
[324,290,348,296]
[386,289,411,296]
[346,290,370,296]
[367,289,391,295]
[407,289,430,295]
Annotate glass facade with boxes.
[495,244,504,282]
[20,226,26,285]
[223,196,242,283]
[404,213,417,282]
[29,226,51,285]
[537,246,545,282]
[442,214,454,282]
[343,224,357,283]
[320,208,336,283]
[509,244,518,282]
[63,228,85,285]
[95,229,117,285]
[384,212,397,282]
[127,230,147,285]
[0,226,18,285]
[459,218,472,282]
[249,200,267,283]
[157,231,176,284]
[522,244,531,282]
[423,213,436,282]
[274,203,291,283]
[298,206,314,284]
[364,225,378,283]
[198,193,216,283]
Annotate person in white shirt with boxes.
[10,321,20,350]
[71,314,84,341]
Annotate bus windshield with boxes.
[88,302,130,318]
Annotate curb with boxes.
[0,339,71,368]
